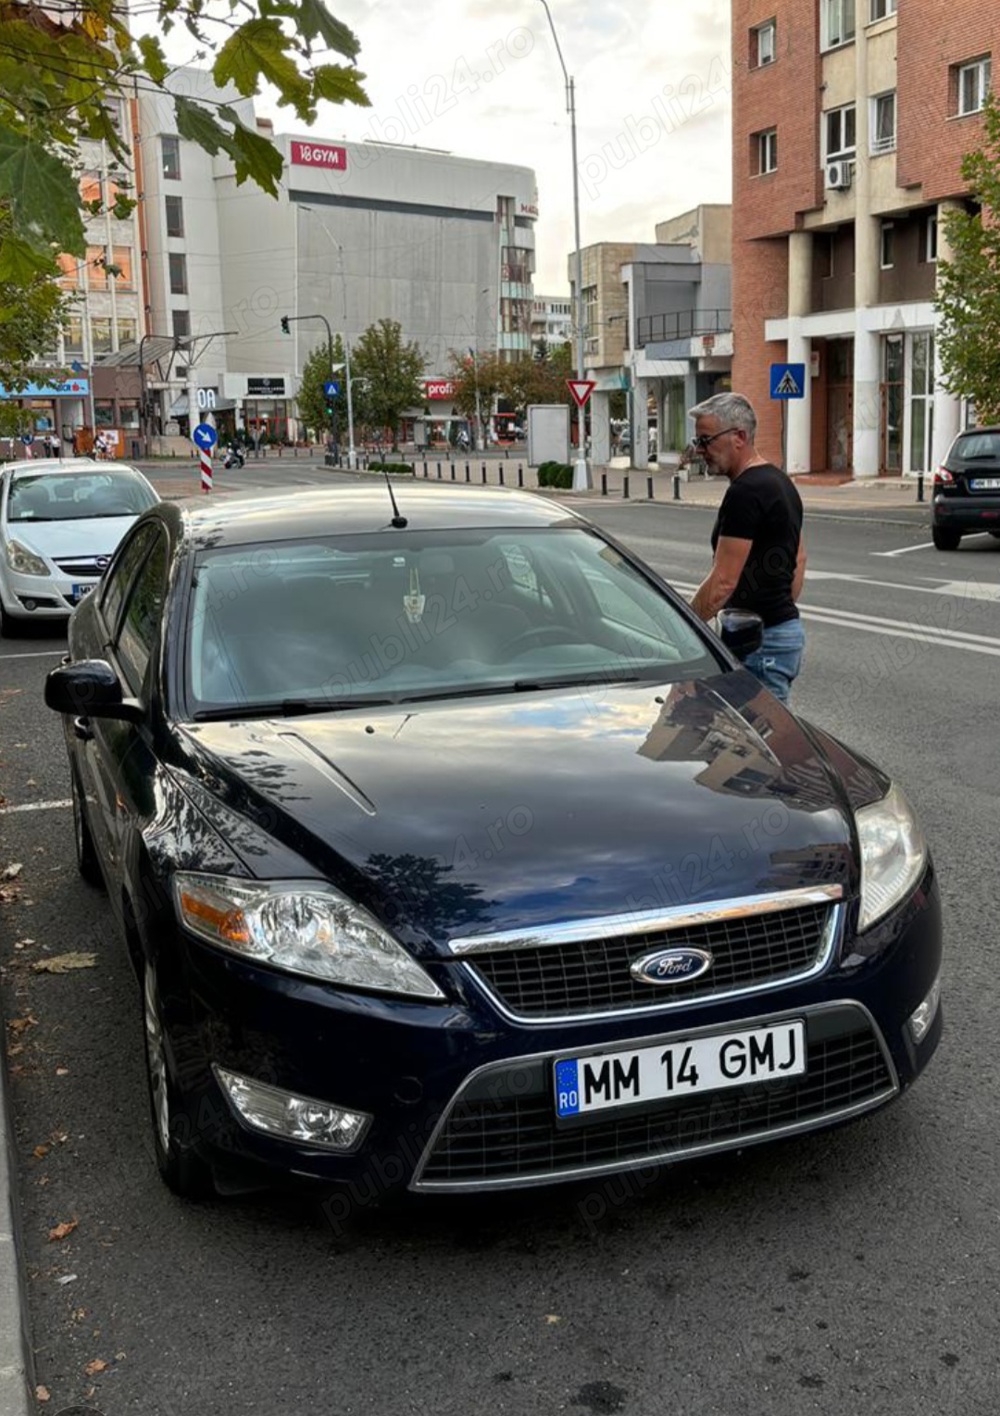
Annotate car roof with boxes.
[177,483,582,549]
[8,459,145,479]
[954,426,1000,439]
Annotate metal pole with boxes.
[538,0,590,492]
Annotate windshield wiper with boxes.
[400,673,643,704]
[193,695,397,721]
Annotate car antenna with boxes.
[383,468,408,528]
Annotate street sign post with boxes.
[192,422,217,493]
[323,380,341,398]
[567,379,596,409]
[769,363,805,470]
[193,422,218,450]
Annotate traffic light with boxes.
[280,316,290,334]
[326,403,334,418]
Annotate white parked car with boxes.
[0,460,159,635]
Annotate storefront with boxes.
[0,376,93,457]
[223,373,296,445]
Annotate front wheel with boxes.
[142,964,215,1199]
[932,526,962,551]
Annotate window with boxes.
[87,245,108,289]
[117,533,168,694]
[826,104,857,159]
[169,253,187,295]
[756,129,778,174]
[924,213,938,263]
[957,57,991,115]
[582,285,597,339]
[816,233,835,280]
[101,525,158,640]
[80,171,102,207]
[870,0,896,19]
[880,222,895,269]
[161,134,181,180]
[870,92,896,154]
[821,0,855,49]
[57,253,79,289]
[63,316,84,355]
[165,195,184,238]
[752,20,776,67]
[112,246,134,289]
[117,317,137,347]
[172,309,190,340]
[91,317,113,353]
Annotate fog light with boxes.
[213,1066,371,1151]
[907,974,941,1045]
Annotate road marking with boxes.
[0,799,72,815]
[803,569,1000,601]
[873,533,993,557]
[0,650,65,660]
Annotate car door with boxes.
[76,523,162,883]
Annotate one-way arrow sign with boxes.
[567,379,596,408]
[770,363,806,399]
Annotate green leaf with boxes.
[222,121,284,195]
[214,19,312,116]
[296,0,360,59]
[137,34,169,84]
[174,95,227,154]
[313,63,370,109]
[0,233,54,283]
[0,126,85,253]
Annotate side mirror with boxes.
[44,660,144,723]
[718,609,764,663]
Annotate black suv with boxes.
[933,426,1000,549]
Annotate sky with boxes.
[154,0,733,294]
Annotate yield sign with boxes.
[567,379,596,409]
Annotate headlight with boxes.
[6,539,48,576]
[173,872,444,999]
[855,783,927,931]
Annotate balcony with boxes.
[634,308,732,348]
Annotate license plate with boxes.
[554,1021,806,1118]
[72,583,95,601]
[970,477,1000,490]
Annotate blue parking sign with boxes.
[770,364,806,399]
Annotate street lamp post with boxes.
[298,205,356,468]
[537,0,589,491]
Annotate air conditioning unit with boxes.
[825,160,853,191]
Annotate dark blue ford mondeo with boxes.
[45,484,942,1199]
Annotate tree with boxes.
[936,93,1000,423]
[297,336,347,443]
[0,209,65,388]
[446,347,507,443]
[350,318,426,448]
[0,0,370,386]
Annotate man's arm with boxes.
[690,535,753,621]
[792,535,807,602]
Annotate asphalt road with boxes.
[1,484,998,1416]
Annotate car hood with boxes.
[8,515,139,560]
[176,673,868,953]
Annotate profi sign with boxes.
[424,380,456,400]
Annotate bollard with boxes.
[601,472,608,496]
[437,461,442,479]
[481,462,487,484]
[917,471,925,503]
[451,463,456,481]
[465,460,471,482]
[499,465,504,486]
[673,473,681,501]
[647,476,654,500]
[518,465,524,488]
[623,475,630,499]
[423,460,428,478]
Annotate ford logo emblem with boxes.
[630,947,713,986]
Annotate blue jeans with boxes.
[744,618,805,704]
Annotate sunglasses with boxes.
[692,427,741,450]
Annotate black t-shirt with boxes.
[710,463,803,627]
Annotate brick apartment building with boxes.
[731,0,997,476]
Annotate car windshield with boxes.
[186,527,720,715]
[7,471,156,522]
[953,432,1000,461]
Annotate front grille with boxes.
[53,557,106,578]
[468,901,833,1018]
[416,1012,895,1189]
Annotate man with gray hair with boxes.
[688,392,806,703]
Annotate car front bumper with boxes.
[0,565,97,620]
[155,866,943,1198]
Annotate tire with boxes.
[142,962,215,1200]
[0,603,26,638]
[932,526,962,551]
[71,770,105,889]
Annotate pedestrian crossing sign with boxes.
[770,363,806,399]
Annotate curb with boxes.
[0,1032,32,1416]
